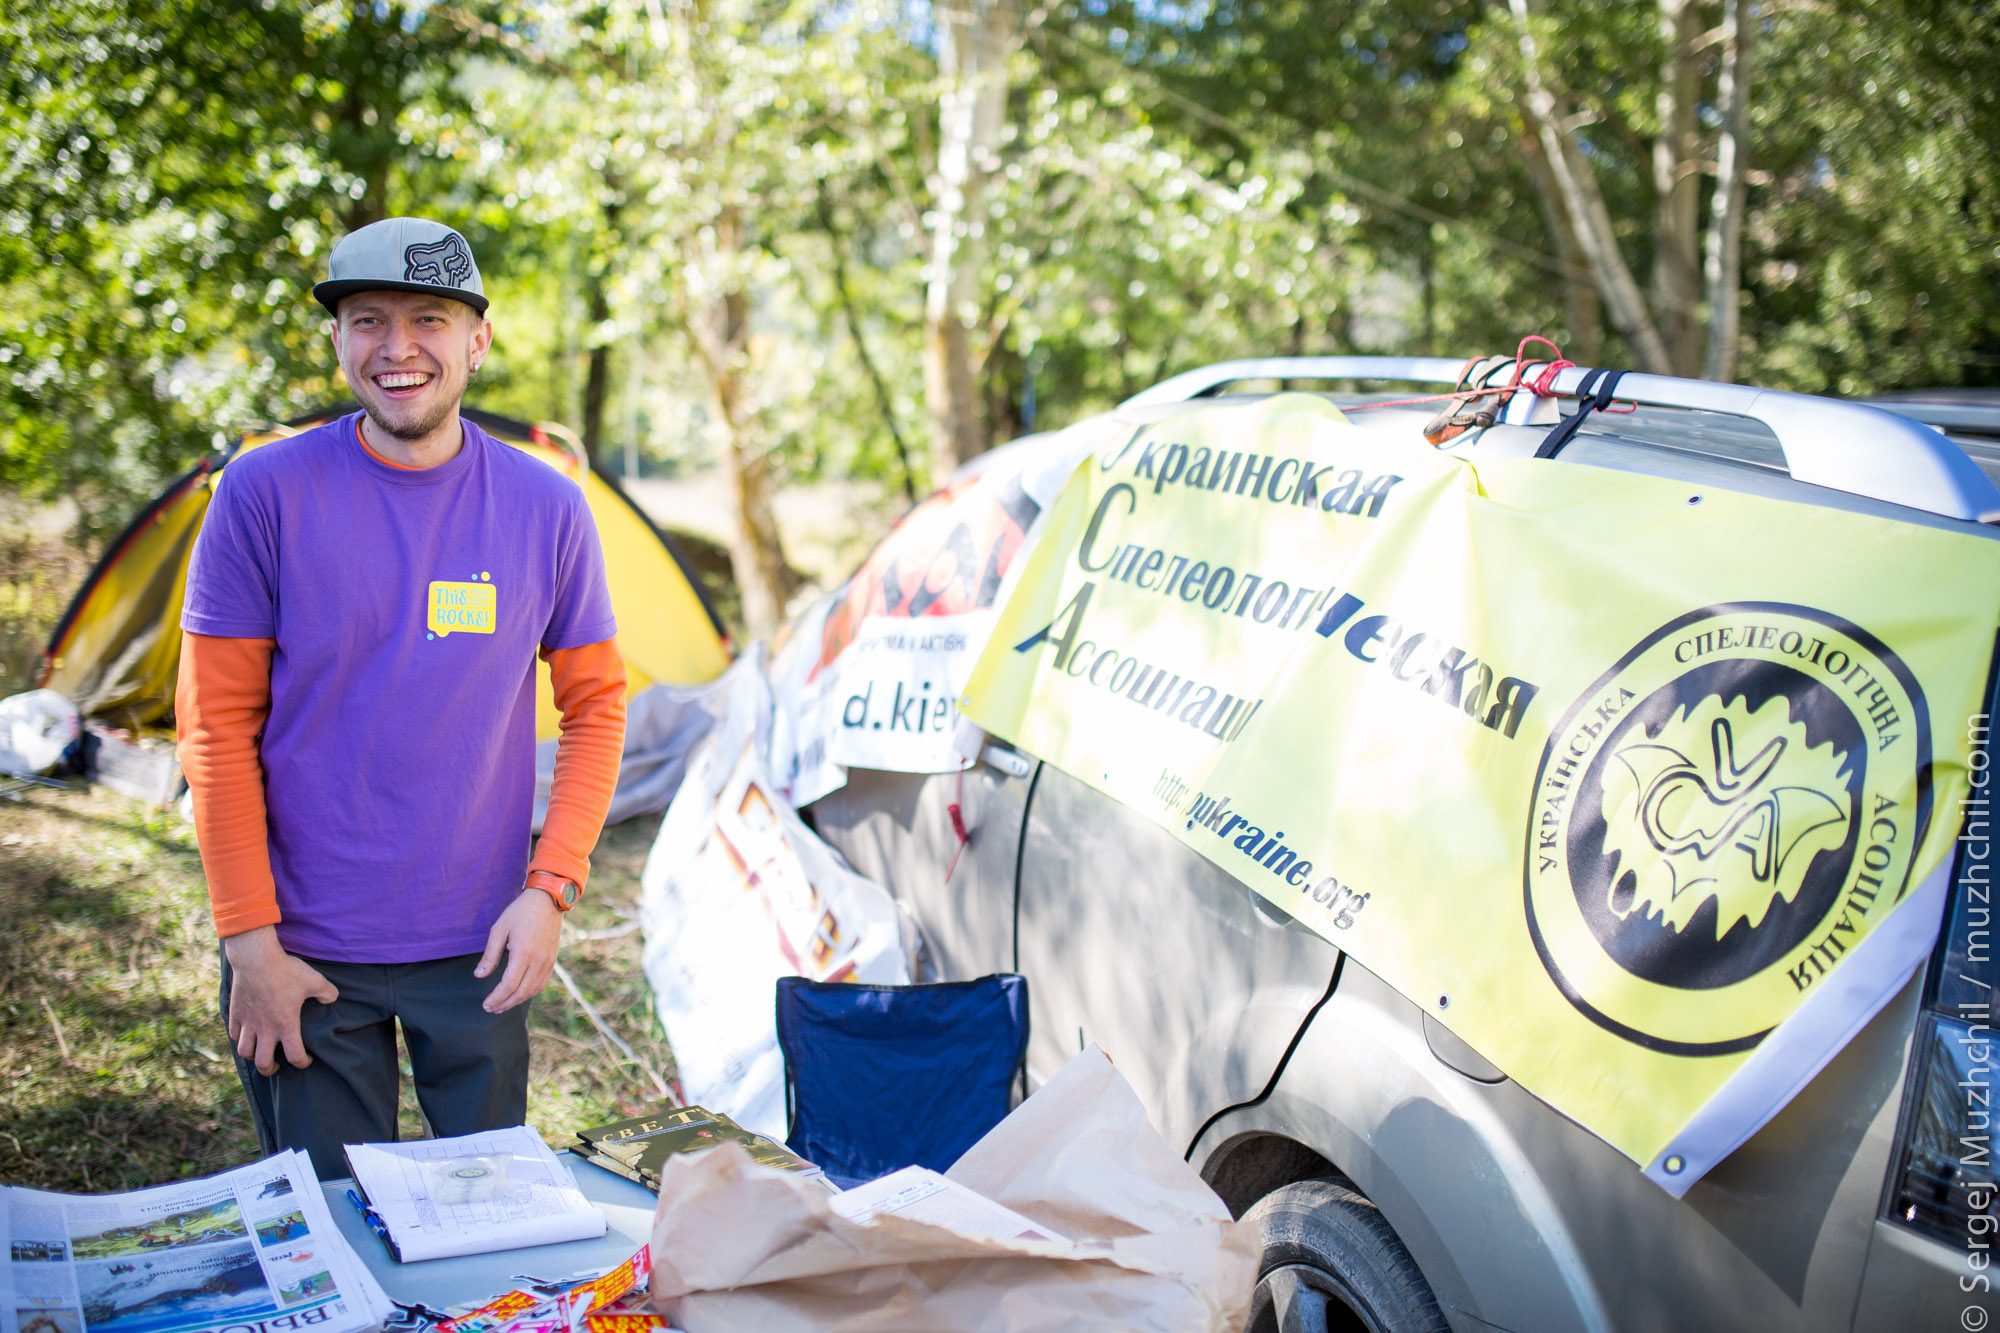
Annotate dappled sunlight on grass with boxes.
[0,785,678,1191]
[1,785,250,1191]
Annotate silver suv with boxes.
[808,357,2000,1332]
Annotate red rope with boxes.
[1517,335,1574,396]
[1527,359,1573,397]
[944,768,970,882]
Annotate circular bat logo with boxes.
[1524,603,1931,1055]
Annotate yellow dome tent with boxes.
[41,406,732,742]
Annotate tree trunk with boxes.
[345,176,388,234]
[683,205,797,641]
[580,279,611,469]
[1701,0,1754,383]
[1507,0,1673,374]
[923,0,1018,480]
[1314,215,1351,353]
[1417,227,1437,356]
[815,184,919,503]
[336,4,394,234]
[580,191,624,470]
[1650,0,1704,375]
[337,93,390,234]
[984,333,1023,447]
[1520,130,1604,363]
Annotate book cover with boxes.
[576,1105,822,1181]
[578,1104,717,1150]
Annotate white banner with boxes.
[821,612,989,772]
[764,425,1116,805]
[769,594,847,809]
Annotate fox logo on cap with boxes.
[313,217,490,316]
[404,235,475,289]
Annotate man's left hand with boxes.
[476,888,562,1013]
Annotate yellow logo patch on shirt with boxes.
[428,578,496,636]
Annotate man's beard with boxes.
[363,365,466,441]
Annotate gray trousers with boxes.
[219,950,531,1181]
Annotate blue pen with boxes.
[346,1188,402,1260]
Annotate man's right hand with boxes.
[222,926,339,1075]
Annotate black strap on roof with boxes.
[1535,368,1627,459]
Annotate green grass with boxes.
[0,783,677,1192]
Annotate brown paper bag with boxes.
[647,1045,1258,1331]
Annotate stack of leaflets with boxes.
[434,1243,671,1333]
[572,1106,834,1192]
[344,1125,607,1263]
[0,1149,396,1333]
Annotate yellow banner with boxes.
[961,394,2000,1168]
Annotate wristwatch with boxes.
[528,870,581,912]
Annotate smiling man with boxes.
[175,218,628,1176]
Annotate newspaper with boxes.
[0,1149,394,1333]
[345,1126,606,1262]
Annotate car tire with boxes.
[1242,1178,1450,1333]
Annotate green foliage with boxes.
[2,0,511,534]
[1038,0,1571,361]
[3,0,1995,545]
[1047,0,2000,390]
[1739,0,2000,391]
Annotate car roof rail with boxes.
[1122,356,1470,406]
[1121,356,2000,524]
[1869,397,2000,437]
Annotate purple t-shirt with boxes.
[182,414,617,962]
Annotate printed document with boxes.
[345,1125,606,1262]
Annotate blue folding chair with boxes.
[776,973,1030,1188]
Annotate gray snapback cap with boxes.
[313,217,489,316]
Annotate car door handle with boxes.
[979,744,1033,780]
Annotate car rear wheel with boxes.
[1243,1178,1450,1333]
